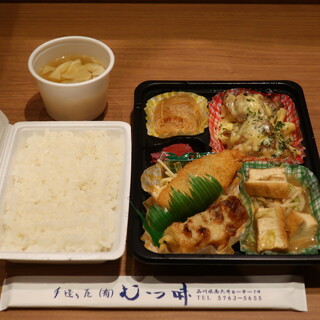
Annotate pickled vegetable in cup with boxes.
[38,54,106,83]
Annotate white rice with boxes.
[0,129,124,252]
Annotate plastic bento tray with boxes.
[129,80,320,265]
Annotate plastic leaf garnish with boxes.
[166,152,215,162]
[130,201,165,246]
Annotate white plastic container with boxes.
[28,36,115,121]
[0,111,131,263]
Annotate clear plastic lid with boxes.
[0,109,9,131]
[0,110,10,161]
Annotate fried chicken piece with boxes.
[156,150,245,209]
[158,196,248,253]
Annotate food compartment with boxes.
[130,80,320,265]
[239,162,320,256]
[0,120,131,263]
[144,131,211,165]
[144,91,209,138]
[208,88,305,164]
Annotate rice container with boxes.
[0,110,131,263]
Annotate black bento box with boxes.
[129,80,320,265]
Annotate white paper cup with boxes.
[28,36,115,121]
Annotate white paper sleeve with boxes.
[0,275,307,311]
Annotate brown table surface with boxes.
[0,1,320,319]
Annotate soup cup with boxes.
[28,36,115,121]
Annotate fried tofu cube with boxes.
[255,206,288,252]
[286,211,318,249]
[245,167,290,199]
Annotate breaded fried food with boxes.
[158,196,248,253]
[156,150,245,209]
